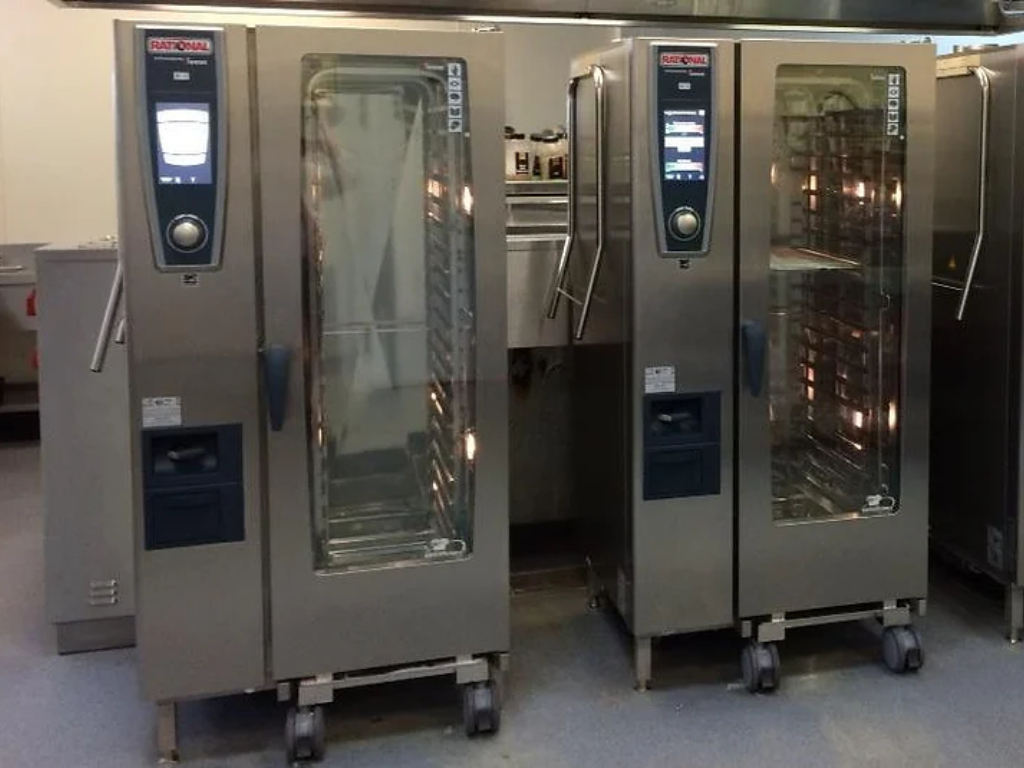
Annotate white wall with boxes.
[0,60,6,244]
[12,1,1002,245]
[0,1,613,244]
[503,23,615,134]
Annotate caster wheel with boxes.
[285,706,326,764]
[882,625,923,674]
[588,591,608,611]
[741,641,781,694]
[462,681,501,737]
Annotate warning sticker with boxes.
[142,396,182,428]
[644,366,676,394]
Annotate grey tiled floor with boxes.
[3,441,1024,767]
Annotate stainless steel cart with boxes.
[38,241,135,654]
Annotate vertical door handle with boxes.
[956,65,991,322]
[544,64,607,343]
[573,64,607,342]
[544,76,580,320]
[90,260,124,373]
[262,345,291,432]
[741,320,767,397]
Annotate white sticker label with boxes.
[142,396,182,428]
[644,366,676,394]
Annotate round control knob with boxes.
[669,208,701,241]
[167,215,207,252]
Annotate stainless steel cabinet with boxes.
[37,243,134,653]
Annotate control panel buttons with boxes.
[167,215,207,252]
[669,207,701,241]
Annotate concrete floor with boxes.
[3,440,1024,767]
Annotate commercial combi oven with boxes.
[931,45,1024,643]
[550,37,934,692]
[113,21,508,762]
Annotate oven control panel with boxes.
[138,28,225,270]
[652,45,715,257]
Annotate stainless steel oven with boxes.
[114,21,508,762]
[931,45,1024,643]
[553,37,934,692]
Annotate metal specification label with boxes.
[644,366,676,394]
[142,396,182,428]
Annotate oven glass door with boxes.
[301,55,477,572]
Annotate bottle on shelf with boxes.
[505,128,533,181]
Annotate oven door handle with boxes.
[262,344,291,432]
[544,65,607,344]
[956,65,991,322]
[89,260,124,373]
[544,76,580,321]
[741,320,767,397]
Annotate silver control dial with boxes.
[669,207,701,241]
[167,215,207,252]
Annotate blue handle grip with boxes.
[263,345,291,432]
[741,320,766,397]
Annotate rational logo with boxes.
[660,52,709,68]
[147,37,213,55]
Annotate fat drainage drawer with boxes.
[643,392,721,500]
[141,424,245,550]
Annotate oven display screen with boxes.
[663,108,706,182]
[155,102,212,185]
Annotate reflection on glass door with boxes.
[301,55,476,570]
[768,64,905,524]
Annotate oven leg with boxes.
[634,636,652,692]
[156,701,179,764]
[1006,583,1023,644]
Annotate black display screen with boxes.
[662,108,707,182]
[155,102,212,185]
